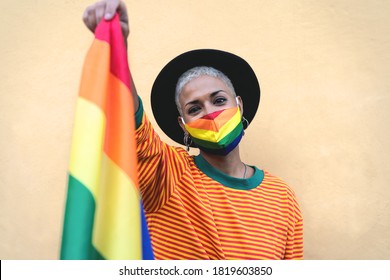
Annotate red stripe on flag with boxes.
[95,14,131,90]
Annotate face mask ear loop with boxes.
[236,96,248,130]
[236,96,240,108]
[181,117,191,151]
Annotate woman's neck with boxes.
[200,146,250,179]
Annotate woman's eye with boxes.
[214,97,227,105]
[188,106,200,114]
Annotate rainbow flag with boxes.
[60,14,153,260]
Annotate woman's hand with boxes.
[82,0,129,39]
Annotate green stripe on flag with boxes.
[61,174,104,260]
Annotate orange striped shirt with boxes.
[136,105,303,260]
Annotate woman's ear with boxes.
[178,116,186,133]
[236,96,244,116]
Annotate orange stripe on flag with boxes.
[103,72,138,183]
[79,39,110,110]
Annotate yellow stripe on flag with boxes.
[69,98,105,199]
[92,153,142,260]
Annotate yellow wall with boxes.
[1,0,389,259]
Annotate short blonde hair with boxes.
[175,66,236,115]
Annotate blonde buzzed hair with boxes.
[175,66,236,115]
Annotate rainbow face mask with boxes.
[183,106,244,155]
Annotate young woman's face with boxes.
[178,75,240,123]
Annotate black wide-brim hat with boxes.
[151,49,261,146]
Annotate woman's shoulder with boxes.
[260,170,297,196]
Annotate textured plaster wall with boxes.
[0,0,389,259]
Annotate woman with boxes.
[83,0,303,259]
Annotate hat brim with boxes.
[151,49,261,146]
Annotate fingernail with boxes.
[104,13,112,20]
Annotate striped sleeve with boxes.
[284,219,304,259]
[284,189,304,259]
[135,109,187,213]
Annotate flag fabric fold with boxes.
[61,14,153,260]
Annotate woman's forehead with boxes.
[180,75,234,100]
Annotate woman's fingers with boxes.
[82,0,126,34]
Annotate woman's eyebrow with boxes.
[210,90,226,97]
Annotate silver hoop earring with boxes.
[184,133,192,152]
[242,116,249,130]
